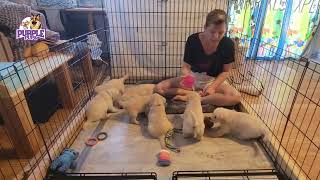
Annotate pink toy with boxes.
[158,149,171,166]
[180,75,195,89]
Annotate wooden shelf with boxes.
[0,51,93,159]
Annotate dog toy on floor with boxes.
[85,132,108,146]
[158,149,171,166]
[50,148,79,173]
[165,129,181,153]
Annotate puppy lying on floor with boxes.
[182,91,205,141]
[83,88,120,130]
[209,107,265,140]
[117,95,152,124]
[95,74,129,95]
[147,93,173,148]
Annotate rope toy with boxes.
[85,137,98,146]
[158,149,171,166]
[85,132,108,146]
[97,132,108,141]
[164,128,182,153]
[180,75,195,90]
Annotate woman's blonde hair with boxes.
[205,9,227,27]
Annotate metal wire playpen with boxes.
[0,0,320,179]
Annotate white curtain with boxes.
[303,25,320,61]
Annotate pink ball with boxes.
[181,75,195,88]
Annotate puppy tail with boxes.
[251,141,260,157]
[120,74,129,82]
[159,135,166,150]
[82,121,90,131]
[250,134,265,157]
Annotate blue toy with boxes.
[50,148,79,173]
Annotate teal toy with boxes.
[50,148,79,173]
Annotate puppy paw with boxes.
[109,106,120,113]
[131,120,140,125]
[204,117,214,129]
[172,95,188,102]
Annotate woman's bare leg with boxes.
[154,77,190,99]
[201,82,241,106]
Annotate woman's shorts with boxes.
[191,72,228,90]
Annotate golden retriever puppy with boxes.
[147,93,173,148]
[209,107,265,140]
[95,74,129,95]
[83,88,120,130]
[115,84,155,108]
[118,95,152,124]
[182,91,205,140]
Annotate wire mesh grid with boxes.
[46,172,158,180]
[1,0,320,180]
[0,29,109,179]
[232,34,320,180]
[172,169,283,180]
[104,0,228,83]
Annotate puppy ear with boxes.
[108,89,115,96]
[94,85,104,94]
[161,95,166,104]
[149,94,155,105]
[211,114,219,123]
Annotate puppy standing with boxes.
[209,107,265,140]
[83,88,120,130]
[123,84,155,97]
[182,91,205,141]
[147,93,173,148]
[118,95,152,124]
[114,84,155,108]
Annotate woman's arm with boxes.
[203,63,232,95]
[181,62,192,76]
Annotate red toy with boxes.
[180,75,195,90]
[158,149,171,166]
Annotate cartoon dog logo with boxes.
[30,14,42,30]
[19,14,42,30]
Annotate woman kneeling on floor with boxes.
[155,9,241,107]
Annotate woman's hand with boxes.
[181,68,191,76]
[181,62,192,76]
[202,86,216,96]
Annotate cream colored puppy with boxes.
[147,94,172,136]
[115,84,155,108]
[83,88,120,130]
[124,84,155,97]
[147,93,173,148]
[118,95,152,124]
[210,107,265,140]
[95,74,129,95]
[182,91,205,141]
